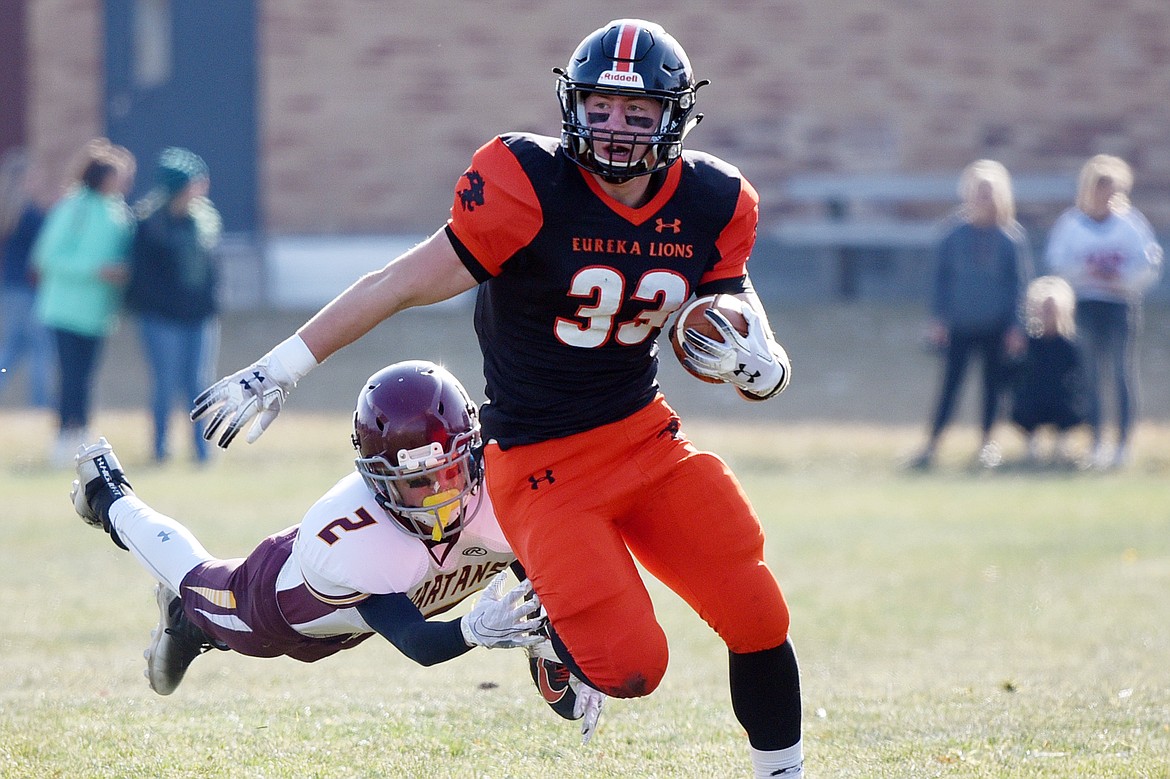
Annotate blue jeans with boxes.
[0,285,55,407]
[138,314,220,461]
[1076,299,1139,446]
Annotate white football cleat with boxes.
[72,437,133,550]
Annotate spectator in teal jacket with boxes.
[33,138,136,466]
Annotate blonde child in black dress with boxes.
[1010,276,1086,464]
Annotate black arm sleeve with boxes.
[356,592,473,667]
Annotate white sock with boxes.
[110,496,216,594]
[751,741,803,778]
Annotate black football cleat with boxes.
[527,639,580,720]
[144,583,225,695]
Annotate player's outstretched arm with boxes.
[356,572,545,664]
[356,592,475,666]
[191,229,477,448]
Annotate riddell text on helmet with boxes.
[598,70,645,87]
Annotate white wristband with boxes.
[269,334,319,386]
[459,614,477,647]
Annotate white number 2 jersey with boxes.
[284,472,515,638]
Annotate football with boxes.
[668,294,749,383]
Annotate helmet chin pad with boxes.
[422,489,461,541]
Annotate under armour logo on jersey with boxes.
[157,530,173,543]
[733,364,762,384]
[528,470,555,489]
[655,217,682,234]
[458,170,486,211]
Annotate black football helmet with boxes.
[555,18,707,181]
[352,361,482,542]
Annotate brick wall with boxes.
[258,0,1170,233]
[26,0,103,199]
[25,1,1170,233]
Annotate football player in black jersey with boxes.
[193,19,801,778]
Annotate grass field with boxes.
[1,406,1168,778]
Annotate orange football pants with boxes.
[484,395,790,698]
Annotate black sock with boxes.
[729,640,802,751]
[84,462,131,551]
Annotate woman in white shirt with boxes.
[1045,154,1163,468]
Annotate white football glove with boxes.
[190,335,318,448]
[460,572,547,649]
[575,682,606,745]
[680,301,791,400]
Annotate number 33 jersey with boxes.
[445,133,759,447]
[287,472,514,638]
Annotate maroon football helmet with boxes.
[352,361,482,542]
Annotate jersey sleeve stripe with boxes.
[696,275,753,298]
[304,577,370,608]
